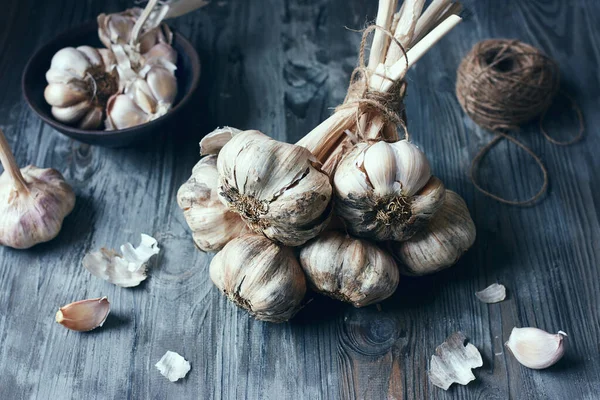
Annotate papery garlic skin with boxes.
[217,130,332,247]
[210,235,306,323]
[55,297,110,332]
[177,155,248,252]
[334,140,445,242]
[505,327,567,369]
[45,46,118,129]
[389,190,475,276]
[299,231,399,307]
[199,126,242,156]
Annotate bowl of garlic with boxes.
[22,4,201,147]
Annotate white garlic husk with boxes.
[299,231,399,307]
[44,46,118,129]
[210,235,307,323]
[0,130,75,249]
[505,327,567,369]
[177,155,248,252]
[216,130,332,247]
[389,190,475,276]
[334,140,446,242]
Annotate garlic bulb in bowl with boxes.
[44,46,117,129]
[216,130,332,246]
[299,231,399,307]
[333,140,446,242]
[210,235,307,323]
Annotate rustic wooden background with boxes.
[1,0,598,399]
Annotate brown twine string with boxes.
[336,25,410,140]
[456,39,584,206]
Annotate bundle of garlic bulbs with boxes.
[44,0,204,130]
[179,0,475,323]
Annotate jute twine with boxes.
[456,39,584,206]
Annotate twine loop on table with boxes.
[456,39,584,206]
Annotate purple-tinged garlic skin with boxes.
[210,235,306,323]
[299,231,399,307]
[55,297,110,332]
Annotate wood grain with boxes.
[0,0,599,399]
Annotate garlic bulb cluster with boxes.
[210,235,306,323]
[0,129,75,249]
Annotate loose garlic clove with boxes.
[55,297,110,332]
[299,231,399,307]
[333,140,445,241]
[389,190,475,276]
[505,327,568,369]
[177,155,248,252]
[105,94,150,130]
[0,129,75,249]
[199,126,242,155]
[216,130,332,246]
[210,235,307,323]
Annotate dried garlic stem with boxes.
[412,0,452,44]
[130,0,161,45]
[367,0,398,71]
[0,129,28,194]
[385,0,425,64]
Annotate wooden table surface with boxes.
[1,0,599,399]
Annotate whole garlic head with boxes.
[299,231,399,307]
[334,140,446,242]
[177,155,248,252]
[0,130,75,249]
[389,190,475,276]
[210,235,307,323]
[45,46,118,129]
[216,130,332,247]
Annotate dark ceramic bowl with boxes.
[22,22,200,147]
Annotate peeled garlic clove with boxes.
[199,126,242,155]
[505,327,567,369]
[216,130,332,246]
[155,351,191,382]
[334,140,443,241]
[210,235,307,323]
[389,190,475,276]
[299,231,399,307]
[177,155,248,252]
[55,297,110,332]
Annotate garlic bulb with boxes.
[210,235,306,322]
[299,231,399,307]
[44,46,118,129]
[0,129,75,249]
[333,140,446,241]
[389,190,475,276]
[177,155,248,252]
[216,130,332,246]
[505,327,567,369]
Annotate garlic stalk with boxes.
[55,297,110,332]
[0,129,75,249]
[505,327,567,369]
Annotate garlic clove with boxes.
[78,106,104,130]
[105,94,150,130]
[146,66,177,105]
[505,327,567,369]
[76,45,104,67]
[475,283,506,304]
[210,235,307,322]
[55,297,110,332]
[51,100,92,124]
[129,80,157,115]
[363,141,397,196]
[199,126,242,156]
[49,47,92,79]
[44,83,89,108]
[144,43,178,66]
[389,190,475,275]
[97,12,134,48]
[299,231,399,307]
[391,140,431,196]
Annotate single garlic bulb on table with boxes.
[389,191,476,276]
[210,235,307,323]
[44,46,118,129]
[299,231,399,307]
[0,129,75,249]
[334,140,446,241]
[216,129,332,246]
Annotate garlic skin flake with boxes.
[177,155,248,252]
[45,46,118,129]
[505,327,567,369]
[475,283,506,303]
[389,190,476,276]
[429,332,483,390]
[199,126,242,156]
[155,351,191,382]
[210,235,307,323]
[299,231,399,307]
[82,234,160,287]
[217,130,332,246]
[55,297,110,332]
[0,130,75,249]
[334,140,445,242]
